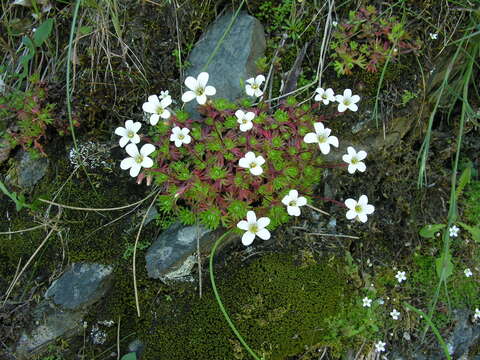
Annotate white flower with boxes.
[245,75,265,97]
[170,126,192,147]
[449,225,460,237]
[332,20,338,27]
[159,90,170,100]
[142,95,172,125]
[120,143,155,177]
[238,151,265,176]
[342,147,367,174]
[281,190,307,217]
[235,110,255,132]
[335,89,360,112]
[181,72,216,105]
[236,211,271,246]
[464,268,473,278]
[395,271,407,283]
[429,33,438,40]
[114,120,141,148]
[303,122,339,155]
[374,341,386,353]
[362,297,372,307]
[314,87,335,105]
[390,309,400,320]
[474,308,480,321]
[345,195,374,223]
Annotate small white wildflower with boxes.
[281,190,307,217]
[395,271,407,283]
[377,298,385,305]
[345,195,375,223]
[474,308,480,321]
[238,151,265,176]
[429,33,438,40]
[170,126,192,147]
[182,72,216,105]
[449,225,460,237]
[332,20,338,27]
[245,75,265,97]
[464,268,473,278]
[236,211,271,246]
[390,309,400,320]
[335,89,360,112]
[120,143,155,178]
[142,95,172,125]
[235,110,255,132]
[375,341,386,353]
[362,297,372,307]
[303,122,339,155]
[314,87,335,105]
[342,146,367,174]
[159,90,170,100]
[114,120,141,148]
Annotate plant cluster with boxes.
[330,5,420,76]
[0,75,76,156]
[115,72,374,240]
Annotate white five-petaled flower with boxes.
[314,87,335,105]
[335,89,360,112]
[449,225,460,237]
[142,95,172,125]
[237,211,271,246]
[235,110,255,132]
[464,268,473,278]
[303,122,339,155]
[332,20,338,27]
[281,190,307,217]
[390,309,400,320]
[429,33,438,40]
[181,72,216,105]
[245,75,265,97]
[345,195,374,223]
[114,120,141,148]
[474,308,480,321]
[238,151,265,176]
[159,90,170,100]
[342,146,367,174]
[395,271,407,283]
[362,297,372,307]
[375,341,386,353]
[170,127,192,147]
[120,143,155,177]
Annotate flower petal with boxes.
[120,157,134,170]
[237,220,249,230]
[119,136,129,148]
[257,217,270,228]
[161,96,172,108]
[287,206,301,216]
[348,103,358,112]
[256,228,270,240]
[256,156,265,166]
[238,157,250,168]
[328,135,339,148]
[351,95,360,103]
[246,211,257,224]
[140,143,156,156]
[342,154,352,163]
[356,162,366,172]
[204,85,216,96]
[281,195,291,205]
[344,89,352,97]
[303,133,318,144]
[245,85,254,97]
[255,74,265,84]
[245,112,255,121]
[115,127,127,137]
[313,122,325,134]
[337,103,347,112]
[364,204,375,214]
[197,72,209,88]
[245,151,256,161]
[160,109,171,119]
[184,76,197,91]
[125,143,139,157]
[132,121,142,133]
[296,196,307,206]
[242,231,255,246]
[150,114,160,125]
[344,198,357,210]
[196,94,207,105]
[347,164,356,174]
[182,90,196,103]
[319,142,331,154]
[131,134,140,144]
[129,164,141,177]
[250,165,263,176]
[235,110,245,119]
[142,101,158,114]
[358,195,369,206]
[357,150,367,160]
[346,209,357,220]
[289,189,298,199]
[357,213,368,223]
[141,156,153,168]
[183,134,192,144]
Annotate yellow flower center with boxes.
[178,134,185,140]
[318,135,327,143]
[135,155,144,164]
[195,87,205,96]
[250,162,257,168]
[351,157,359,164]
[242,119,247,124]
[343,99,351,106]
[156,106,164,114]
[252,84,258,90]
[248,224,258,233]
[127,130,135,138]
[289,200,297,207]
[322,94,327,99]
[354,205,362,213]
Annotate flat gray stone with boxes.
[185,11,266,117]
[44,263,113,310]
[145,222,213,280]
[18,151,49,188]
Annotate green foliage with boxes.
[419,224,445,238]
[330,6,420,76]
[199,207,222,230]
[0,180,35,212]
[121,353,137,360]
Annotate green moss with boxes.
[463,180,480,225]
[129,252,353,359]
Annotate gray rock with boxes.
[145,222,213,280]
[17,150,49,188]
[184,11,266,118]
[15,301,85,358]
[44,263,114,310]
